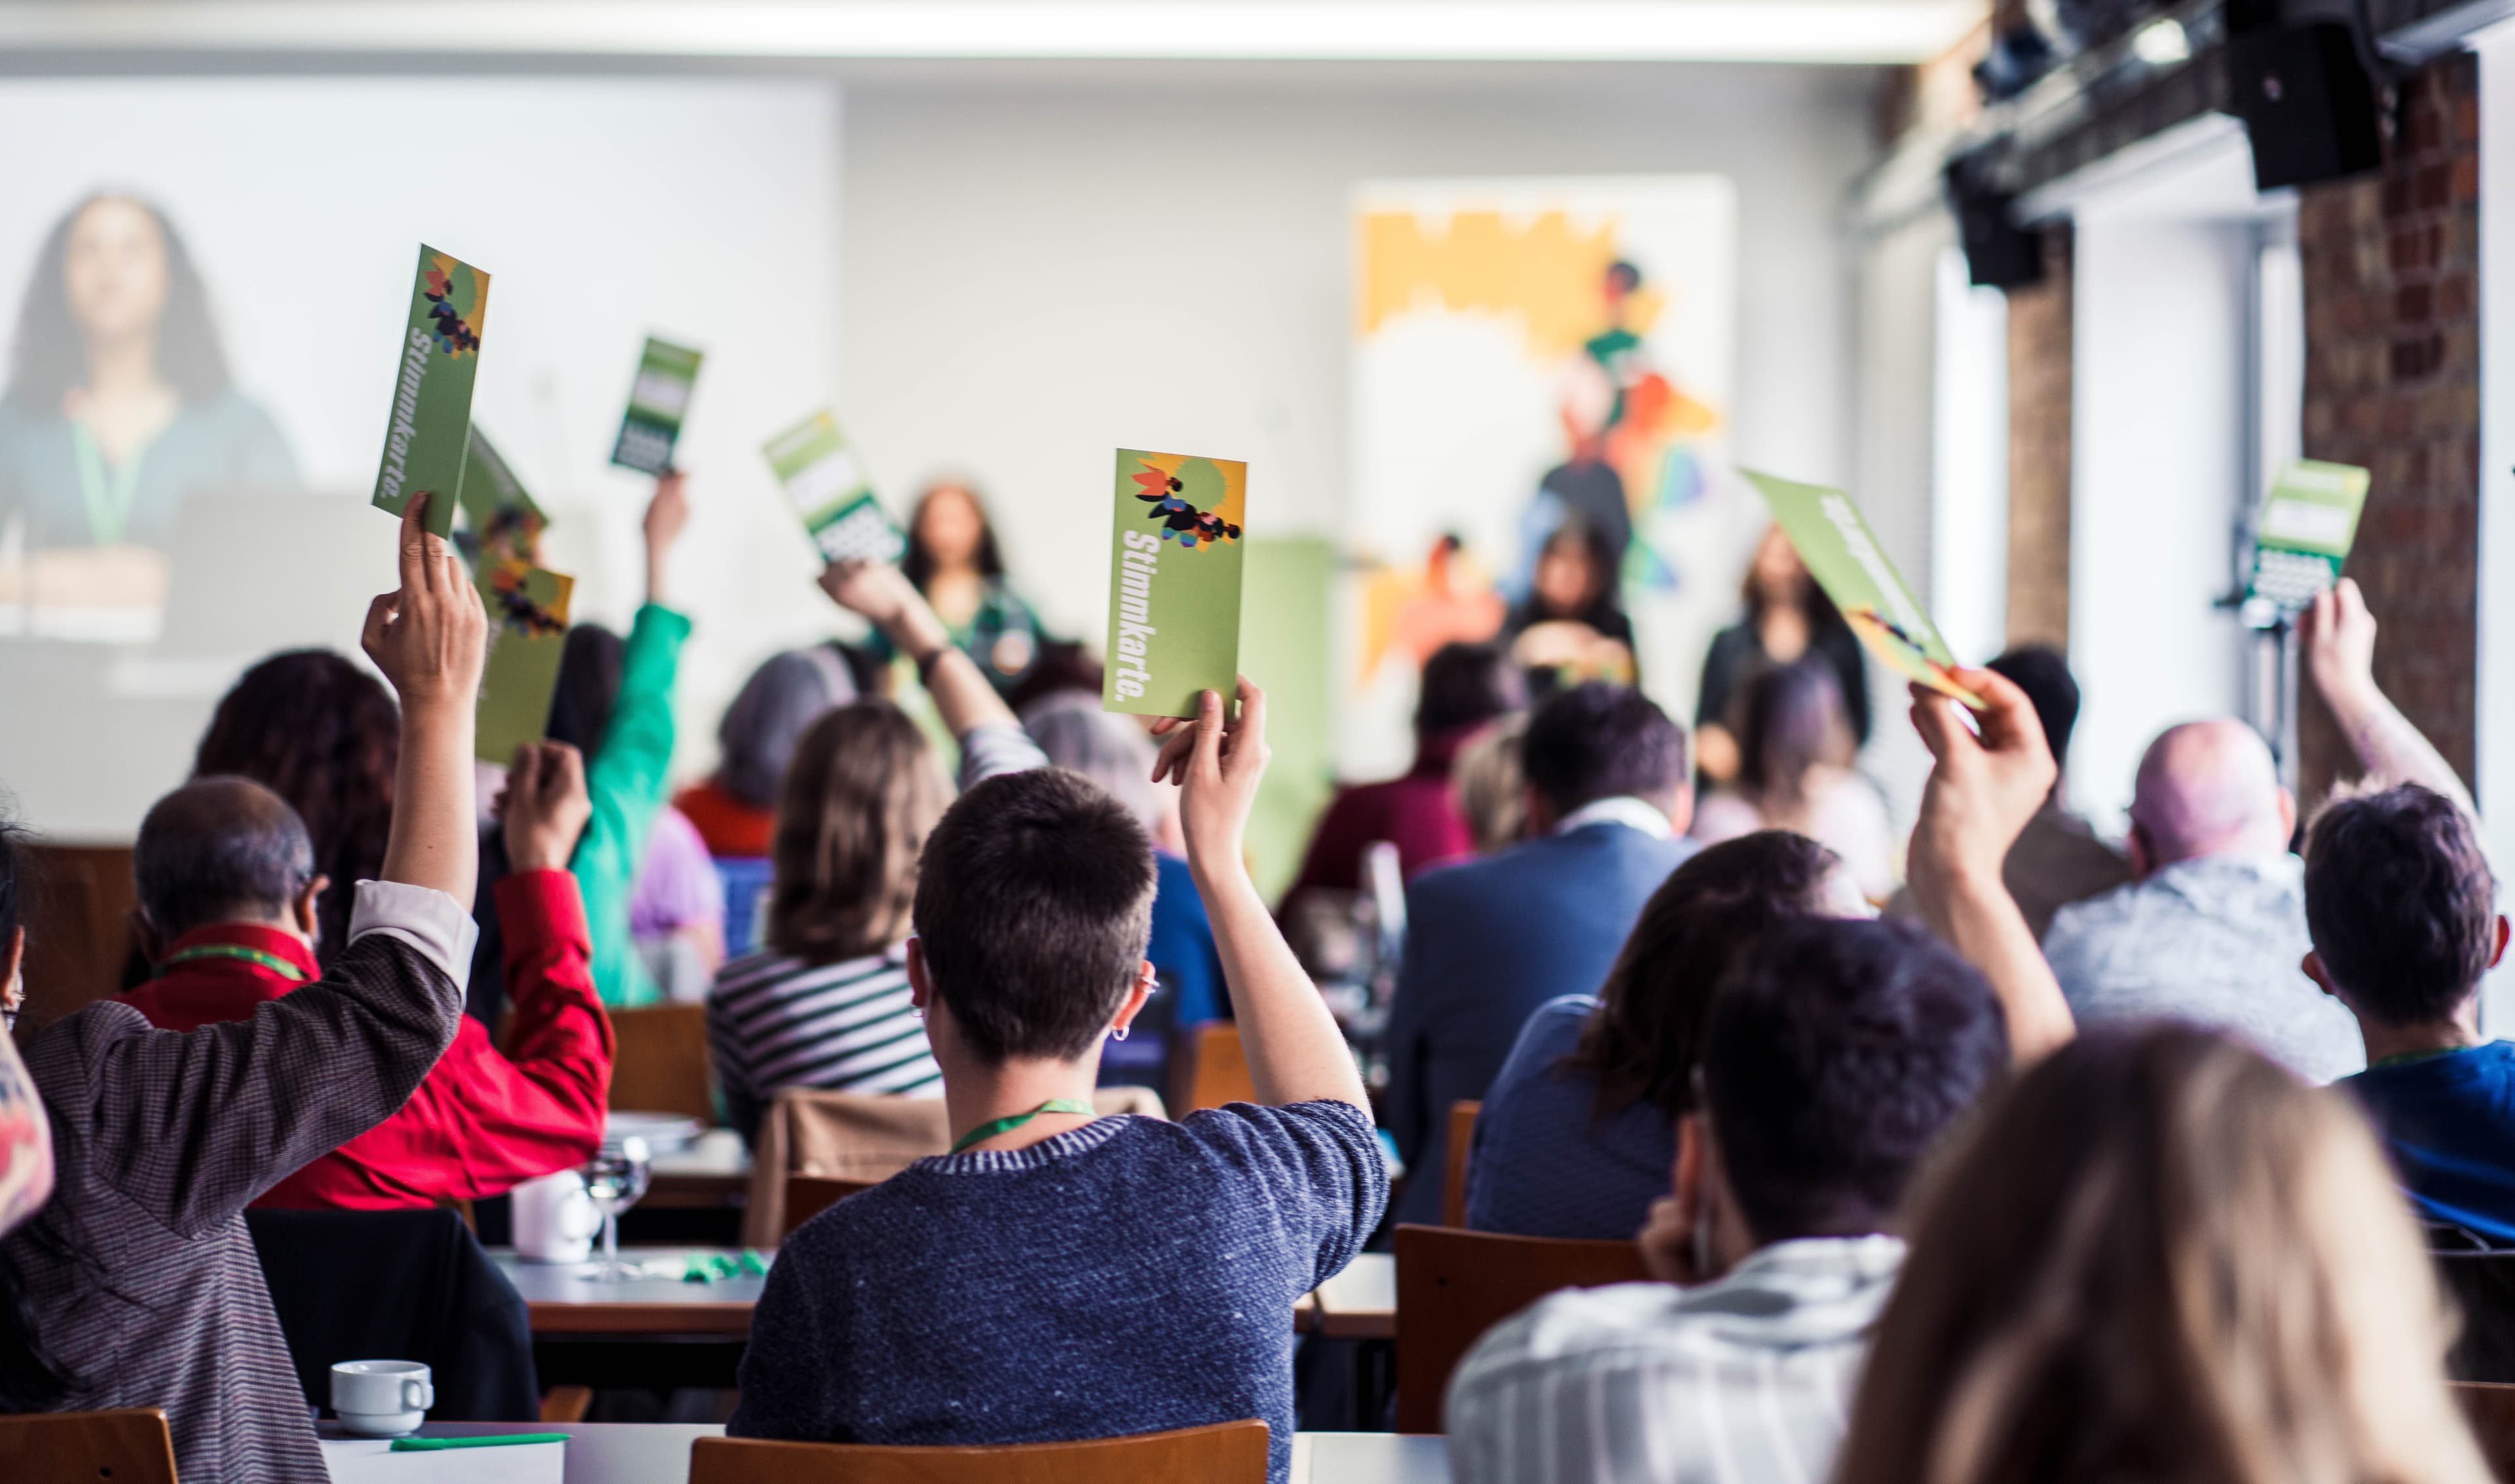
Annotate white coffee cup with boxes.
[331,1360,434,1438]
[512,1168,602,1263]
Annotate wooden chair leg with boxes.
[540,1385,593,1424]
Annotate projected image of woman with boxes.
[0,193,297,611]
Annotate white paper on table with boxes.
[317,1438,565,1484]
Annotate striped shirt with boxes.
[1445,1235,1905,1484]
[708,946,941,1140]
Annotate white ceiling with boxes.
[0,1,1989,67]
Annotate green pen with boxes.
[388,1434,571,1451]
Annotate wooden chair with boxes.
[783,1174,876,1239]
[540,1385,594,1424]
[1171,1022,1258,1113]
[2455,1382,2515,1475]
[1441,1101,1480,1229]
[1392,1223,1652,1433]
[606,1003,717,1125]
[688,1420,1269,1483]
[0,1407,179,1484]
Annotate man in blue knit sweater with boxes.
[730,678,1386,1482]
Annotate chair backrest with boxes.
[1392,1222,1652,1433]
[0,1407,178,1484]
[783,1175,876,1239]
[2438,1251,2515,1382]
[1442,1101,1480,1229]
[1171,1022,1258,1114]
[2455,1382,2515,1475]
[20,842,138,1033]
[745,1085,1168,1248]
[608,1003,717,1124]
[687,1420,1269,1483]
[245,1206,540,1422]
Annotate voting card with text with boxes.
[2246,460,2370,610]
[764,409,905,565]
[458,428,548,570]
[475,561,576,764]
[610,337,703,474]
[1106,449,1246,719]
[371,245,490,538]
[1745,469,1984,708]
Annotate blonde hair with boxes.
[1451,712,1529,854]
[1836,1023,2487,1484]
[766,701,953,965]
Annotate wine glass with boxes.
[581,1135,652,1282]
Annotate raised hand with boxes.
[817,559,931,644]
[501,741,593,874]
[2300,576,2379,711]
[362,493,488,713]
[1151,678,1270,880]
[1906,669,2056,901]
[643,469,691,606]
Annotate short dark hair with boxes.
[2303,784,2497,1025]
[1521,682,1687,816]
[136,777,316,942]
[912,768,1157,1065]
[1416,641,1525,739]
[1703,918,2009,1246]
[1986,646,2080,771]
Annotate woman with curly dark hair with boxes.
[193,650,399,965]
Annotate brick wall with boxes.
[2296,51,2481,805]
[2007,225,2075,650]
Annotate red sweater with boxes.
[118,870,615,1209]
[1280,731,1478,901]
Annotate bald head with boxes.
[137,777,317,942]
[2128,720,2293,869]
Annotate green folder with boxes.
[371,245,491,538]
[1105,449,1246,720]
[459,428,547,570]
[610,336,703,475]
[2246,459,2370,610]
[475,562,575,764]
[763,409,903,565]
[1744,468,1984,707]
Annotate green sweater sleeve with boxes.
[574,602,692,1007]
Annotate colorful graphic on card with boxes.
[371,245,491,538]
[1743,468,1984,708]
[1106,449,1246,719]
[763,409,904,565]
[610,337,703,474]
[475,561,576,763]
[458,428,547,570]
[2246,459,2370,610]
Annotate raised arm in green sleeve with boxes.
[573,601,692,1005]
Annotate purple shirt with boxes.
[631,806,724,940]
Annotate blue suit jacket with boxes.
[1381,821,1696,1227]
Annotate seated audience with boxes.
[0,830,56,1238]
[1887,644,2128,939]
[1383,682,1694,1227]
[1023,688,1227,1032]
[117,745,611,1210]
[707,560,1048,1142]
[1451,710,1530,853]
[0,498,483,1483]
[628,800,724,1002]
[1283,640,1525,899]
[1834,1022,2489,1484]
[1447,916,2012,1483]
[195,647,400,964]
[1466,830,1865,1239]
[730,680,1385,1484]
[674,641,861,860]
[2309,785,2512,1239]
[2043,578,2463,1084]
[1691,660,1895,899]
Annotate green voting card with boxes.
[763,410,904,565]
[611,337,703,474]
[1744,468,1984,708]
[371,246,491,538]
[458,428,548,570]
[475,561,575,764]
[2247,459,2370,610]
[1106,449,1246,719]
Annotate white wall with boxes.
[834,65,1873,646]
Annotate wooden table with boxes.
[320,1424,1447,1484]
[641,1130,751,1212]
[493,1249,766,1337]
[1313,1253,1396,1340]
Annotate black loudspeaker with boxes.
[2227,22,2383,189]
[1952,185,2045,289]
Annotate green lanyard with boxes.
[70,422,145,547]
[950,1098,1094,1154]
[155,942,311,982]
